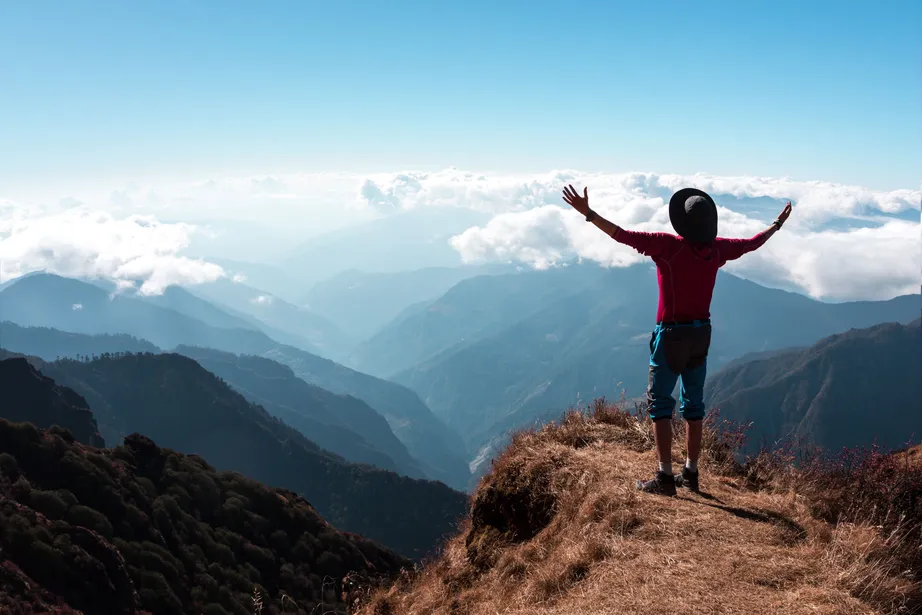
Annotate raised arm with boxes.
[716,201,793,262]
[561,185,674,257]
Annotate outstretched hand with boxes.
[562,184,591,216]
[777,201,793,226]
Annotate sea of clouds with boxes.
[1,168,918,301]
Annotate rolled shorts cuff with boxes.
[679,407,706,421]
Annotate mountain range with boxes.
[189,278,356,360]
[3,267,918,491]
[27,352,467,559]
[0,274,470,490]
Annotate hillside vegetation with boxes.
[0,420,409,614]
[355,400,922,615]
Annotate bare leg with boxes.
[685,418,702,468]
[654,419,673,469]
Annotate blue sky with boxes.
[1,0,919,191]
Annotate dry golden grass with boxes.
[353,400,921,615]
[898,444,922,469]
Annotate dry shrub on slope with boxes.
[354,398,922,615]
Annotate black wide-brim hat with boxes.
[669,188,718,243]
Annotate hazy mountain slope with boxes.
[0,419,409,614]
[191,278,355,359]
[394,265,657,445]
[37,352,468,558]
[200,257,302,302]
[705,319,922,453]
[174,345,428,479]
[0,321,160,359]
[304,264,511,341]
[0,274,276,355]
[282,207,493,291]
[349,264,609,378]
[83,278,332,356]
[139,285,261,332]
[264,345,471,491]
[394,266,920,472]
[0,357,105,447]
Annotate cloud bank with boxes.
[0,205,225,295]
[2,168,918,301]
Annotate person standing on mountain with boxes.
[561,185,793,496]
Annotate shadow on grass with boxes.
[695,499,808,543]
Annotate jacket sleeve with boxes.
[612,229,677,258]
[714,231,772,264]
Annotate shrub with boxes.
[29,490,70,520]
[67,505,114,539]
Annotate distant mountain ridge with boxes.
[282,207,493,290]
[705,318,922,454]
[304,264,512,341]
[190,278,355,360]
[348,264,608,378]
[0,321,159,359]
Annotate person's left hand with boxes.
[777,201,793,225]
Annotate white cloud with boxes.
[2,168,918,302]
[71,303,83,311]
[443,171,920,302]
[250,294,273,305]
[0,206,225,295]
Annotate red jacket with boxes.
[613,229,771,323]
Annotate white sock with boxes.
[685,459,698,472]
[658,462,673,475]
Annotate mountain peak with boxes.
[355,402,922,614]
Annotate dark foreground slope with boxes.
[706,319,922,454]
[0,420,409,615]
[0,357,105,447]
[38,353,468,559]
[355,403,922,614]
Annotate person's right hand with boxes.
[562,184,591,216]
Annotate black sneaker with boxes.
[675,467,699,492]
[635,471,677,496]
